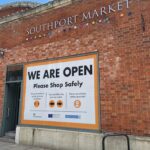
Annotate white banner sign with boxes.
[21,53,99,130]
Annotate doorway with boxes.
[2,65,23,136]
[4,82,21,132]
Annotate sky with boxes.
[0,0,51,5]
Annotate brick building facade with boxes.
[0,0,149,141]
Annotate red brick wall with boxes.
[0,6,31,18]
[0,0,150,136]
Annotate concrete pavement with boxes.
[0,141,50,150]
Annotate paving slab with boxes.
[0,141,51,150]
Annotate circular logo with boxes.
[74,100,81,108]
[57,100,63,108]
[34,100,40,108]
[49,100,55,108]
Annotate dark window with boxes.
[6,65,23,82]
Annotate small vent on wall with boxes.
[141,14,145,32]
